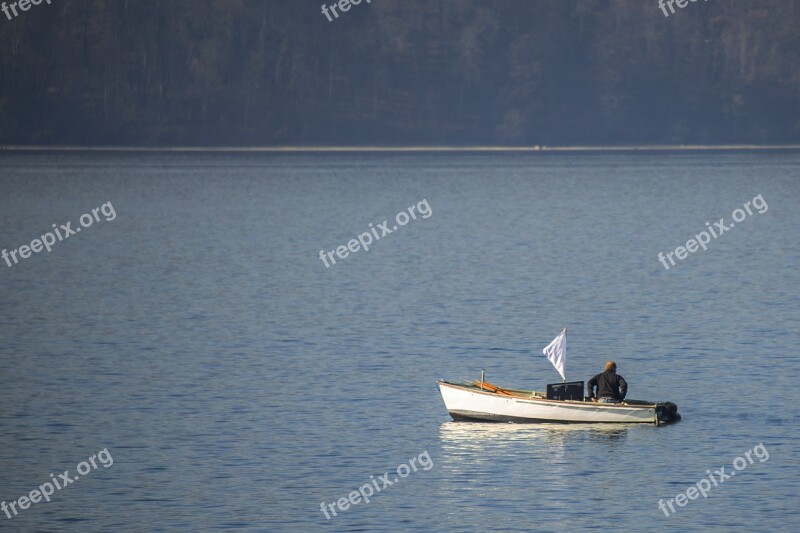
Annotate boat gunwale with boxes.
[438,380,658,410]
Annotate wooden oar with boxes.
[472,380,514,396]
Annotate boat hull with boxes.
[438,380,660,424]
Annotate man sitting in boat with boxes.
[587,361,628,404]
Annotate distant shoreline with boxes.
[2,144,800,153]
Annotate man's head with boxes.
[604,361,617,373]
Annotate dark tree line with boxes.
[0,0,798,146]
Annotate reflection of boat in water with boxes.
[439,420,631,444]
[438,421,631,470]
[437,379,681,425]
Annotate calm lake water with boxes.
[0,151,798,532]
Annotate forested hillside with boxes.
[0,0,798,146]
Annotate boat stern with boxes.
[655,401,681,425]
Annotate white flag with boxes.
[543,327,567,381]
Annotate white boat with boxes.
[437,379,680,425]
[440,328,681,425]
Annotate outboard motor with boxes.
[656,401,681,424]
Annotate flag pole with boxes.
[563,325,567,383]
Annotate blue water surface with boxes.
[0,152,798,532]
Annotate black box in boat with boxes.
[546,381,584,401]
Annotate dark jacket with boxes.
[588,370,627,401]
